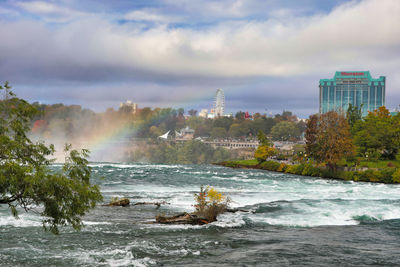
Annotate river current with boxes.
[1,163,400,266]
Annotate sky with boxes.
[0,0,399,117]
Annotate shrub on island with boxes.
[194,186,230,222]
[156,186,230,225]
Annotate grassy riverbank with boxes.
[217,159,400,184]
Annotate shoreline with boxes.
[216,160,400,184]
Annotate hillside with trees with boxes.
[222,106,400,184]
[29,103,307,163]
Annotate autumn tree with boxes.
[305,111,354,170]
[254,130,277,163]
[0,82,102,234]
[305,114,318,157]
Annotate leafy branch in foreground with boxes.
[0,82,102,234]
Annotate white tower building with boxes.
[213,88,225,117]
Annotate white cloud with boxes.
[0,0,399,109]
[124,9,181,23]
[0,6,20,17]
[15,1,89,22]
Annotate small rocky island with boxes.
[105,186,234,225]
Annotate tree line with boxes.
[30,103,306,141]
[305,105,400,170]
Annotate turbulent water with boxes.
[1,164,400,266]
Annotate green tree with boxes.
[194,124,211,137]
[210,127,228,139]
[0,82,102,234]
[235,111,246,121]
[186,116,205,131]
[188,109,197,116]
[229,123,245,138]
[353,106,400,160]
[257,130,272,146]
[270,121,300,141]
[251,117,276,135]
[149,125,162,138]
[296,120,307,136]
[346,104,363,133]
[213,117,233,131]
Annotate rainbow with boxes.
[78,88,228,160]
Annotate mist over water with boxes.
[1,164,400,266]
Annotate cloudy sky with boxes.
[0,0,399,117]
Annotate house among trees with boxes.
[176,126,195,141]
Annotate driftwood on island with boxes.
[104,198,170,208]
[155,213,210,225]
[132,201,170,208]
[104,198,130,207]
[153,208,253,225]
[104,197,252,225]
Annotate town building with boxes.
[119,100,138,114]
[175,126,195,141]
[198,109,208,118]
[204,140,259,150]
[319,71,385,117]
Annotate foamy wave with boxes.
[106,254,156,267]
[82,220,112,225]
[70,245,157,267]
[0,214,42,227]
[212,213,246,228]
[90,163,192,169]
[246,198,400,227]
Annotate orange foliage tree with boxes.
[306,111,355,170]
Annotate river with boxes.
[1,163,400,266]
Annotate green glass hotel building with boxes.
[319,71,385,117]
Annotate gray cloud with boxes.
[0,0,399,116]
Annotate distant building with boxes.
[119,100,138,114]
[319,71,385,117]
[204,140,259,150]
[175,126,195,141]
[224,113,233,118]
[199,109,208,118]
[213,89,225,117]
